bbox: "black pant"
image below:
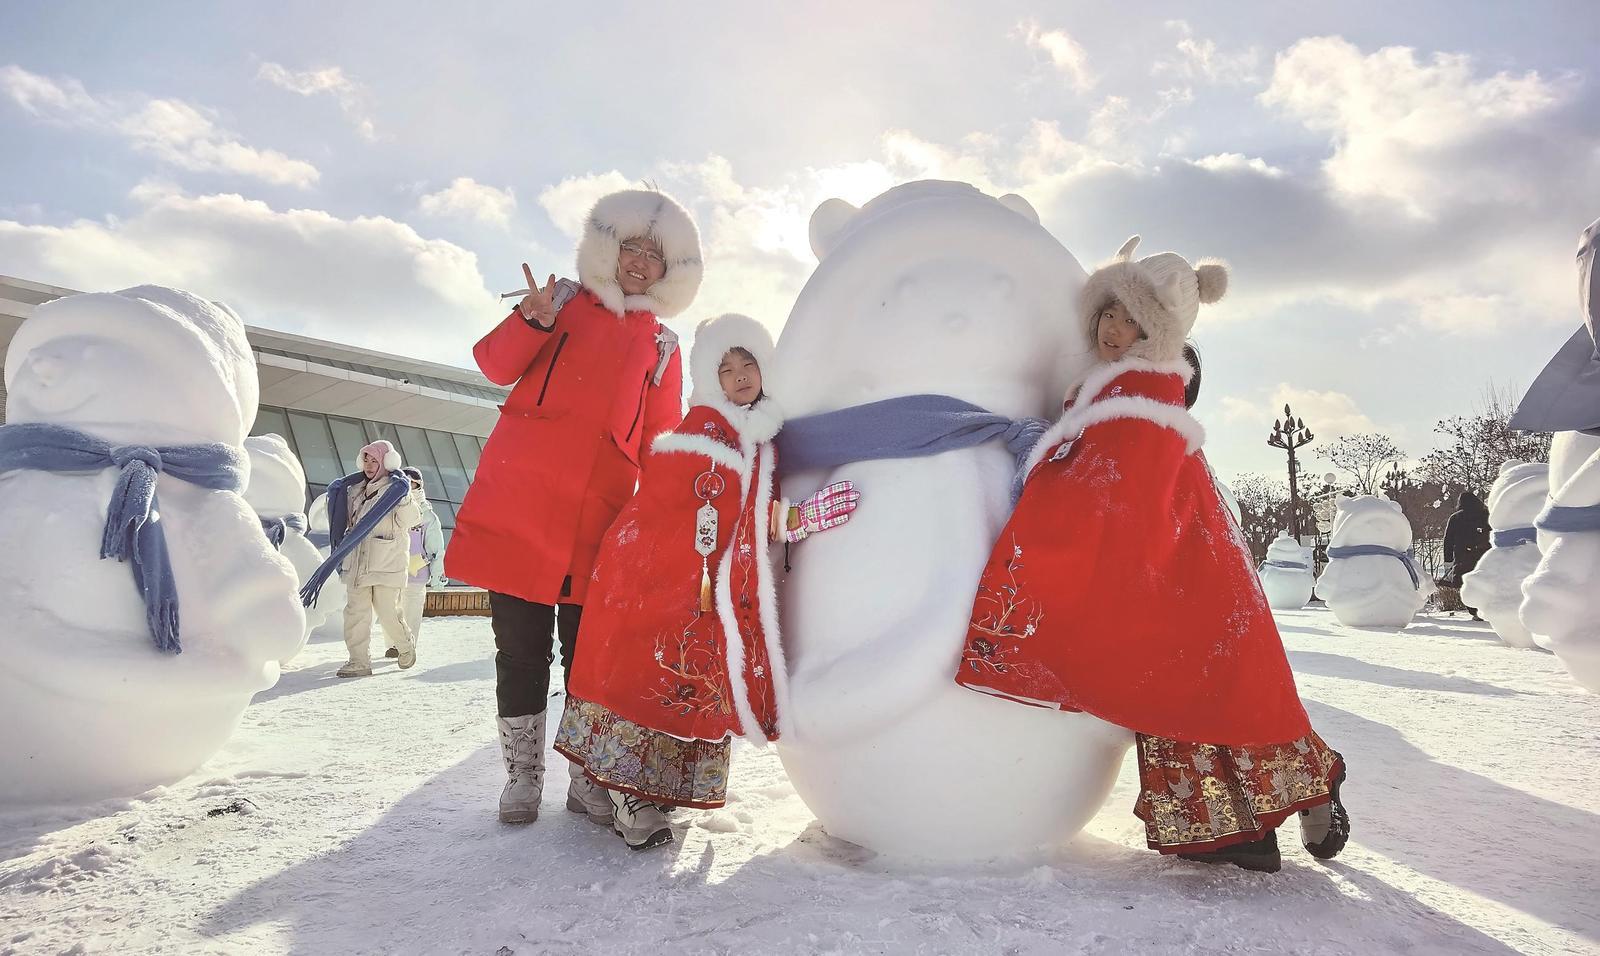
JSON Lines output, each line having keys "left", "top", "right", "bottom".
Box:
{"left": 491, "top": 590, "right": 583, "bottom": 718}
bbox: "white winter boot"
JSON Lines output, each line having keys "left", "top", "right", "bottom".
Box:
{"left": 497, "top": 713, "right": 546, "bottom": 824}
{"left": 566, "top": 761, "right": 613, "bottom": 825}
{"left": 609, "top": 789, "right": 673, "bottom": 851}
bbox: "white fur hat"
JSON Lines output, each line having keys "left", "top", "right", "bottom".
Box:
{"left": 1080, "top": 236, "right": 1229, "bottom": 362}
{"left": 357, "top": 439, "right": 402, "bottom": 472}
{"left": 576, "top": 189, "right": 703, "bottom": 319}
{"left": 689, "top": 313, "right": 777, "bottom": 406}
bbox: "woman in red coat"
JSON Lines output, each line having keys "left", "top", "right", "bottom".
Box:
{"left": 955, "top": 238, "right": 1350, "bottom": 873}
{"left": 446, "top": 189, "right": 701, "bottom": 825}
{"left": 556, "top": 314, "right": 859, "bottom": 850}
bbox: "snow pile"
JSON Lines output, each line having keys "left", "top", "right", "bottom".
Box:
{"left": 244, "top": 434, "right": 322, "bottom": 661}
{"left": 0, "top": 285, "right": 304, "bottom": 805}
{"left": 1259, "top": 531, "right": 1315, "bottom": 610}
{"left": 771, "top": 181, "right": 1130, "bottom": 860}
{"left": 1521, "top": 432, "right": 1600, "bottom": 691}
{"left": 1460, "top": 461, "right": 1549, "bottom": 649}
{"left": 1315, "top": 495, "right": 1430, "bottom": 628}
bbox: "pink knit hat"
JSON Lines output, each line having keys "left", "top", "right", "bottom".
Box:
{"left": 357, "top": 439, "right": 401, "bottom": 471}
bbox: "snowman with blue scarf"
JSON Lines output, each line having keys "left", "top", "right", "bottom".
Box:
{"left": 1315, "top": 494, "right": 1431, "bottom": 628}
{"left": 0, "top": 285, "right": 305, "bottom": 804}
{"left": 244, "top": 432, "right": 325, "bottom": 660}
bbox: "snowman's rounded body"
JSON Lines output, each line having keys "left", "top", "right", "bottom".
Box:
{"left": 0, "top": 286, "right": 304, "bottom": 804}
{"left": 1461, "top": 462, "right": 1549, "bottom": 649}
{"left": 1520, "top": 432, "right": 1600, "bottom": 690}
{"left": 1315, "top": 495, "right": 1429, "bottom": 629}
{"left": 244, "top": 433, "right": 323, "bottom": 662}
{"left": 772, "top": 181, "right": 1131, "bottom": 860}
{"left": 1258, "top": 533, "right": 1314, "bottom": 610}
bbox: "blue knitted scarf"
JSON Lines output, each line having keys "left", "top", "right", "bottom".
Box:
{"left": 300, "top": 470, "right": 411, "bottom": 607}
{"left": 1490, "top": 526, "right": 1538, "bottom": 549}
{"left": 775, "top": 394, "right": 1048, "bottom": 495}
{"left": 1261, "top": 558, "right": 1310, "bottom": 572}
{"left": 0, "top": 421, "right": 248, "bottom": 653}
{"left": 1536, "top": 501, "right": 1600, "bottom": 534}
{"left": 1326, "top": 544, "right": 1421, "bottom": 589}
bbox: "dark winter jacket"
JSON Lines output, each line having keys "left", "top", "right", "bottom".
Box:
{"left": 1441, "top": 492, "right": 1491, "bottom": 584}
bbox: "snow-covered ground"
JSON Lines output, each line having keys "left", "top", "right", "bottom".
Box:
{"left": 3, "top": 606, "right": 1597, "bottom": 956}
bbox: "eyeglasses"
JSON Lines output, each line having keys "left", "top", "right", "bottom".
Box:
{"left": 619, "top": 241, "right": 666, "bottom": 266}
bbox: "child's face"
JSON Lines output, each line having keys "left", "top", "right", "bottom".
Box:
{"left": 1095, "top": 301, "right": 1143, "bottom": 362}
{"left": 718, "top": 350, "right": 763, "bottom": 406}
{"left": 362, "top": 452, "right": 382, "bottom": 480}
{"left": 616, "top": 234, "right": 667, "bottom": 295}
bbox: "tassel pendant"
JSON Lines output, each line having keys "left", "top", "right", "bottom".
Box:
{"left": 699, "top": 558, "right": 713, "bottom": 612}
{"left": 692, "top": 469, "right": 725, "bottom": 613}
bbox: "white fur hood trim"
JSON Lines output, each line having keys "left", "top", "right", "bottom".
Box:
{"left": 648, "top": 396, "right": 785, "bottom": 480}
{"left": 576, "top": 189, "right": 703, "bottom": 318}
{"left": 1023, "top": 360, "right": 1204, "bottom": 479}
{"left": 689, "top": 313, "right": 779, "bottom": 407}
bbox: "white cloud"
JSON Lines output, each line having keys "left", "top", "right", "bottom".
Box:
{"left": 1155, "top": 21, "right": 1261, "bottom": 86}
{"left": 257, "top": 62, "right": 377, "bottom": 141}
{"left": 0, "top": 183, "right": 494, "bottom": 363}
{"left": 418, "top": 177, "right": 517, "bottom": 228}
{"left": 1260, "top": 37, "right": 1570, "bottom": 216}
{"left": 1222, "top": 385, "right": 1388, "bottom": 442}
{"left": 1186, "top": 153, "right": 1285, "bottom": 178}
{"left": 0, "top": 65, "right": 319, "bottom": 188}
{"left": 537, "top": 171, "right": 633, "bottom": 237}
{"left": 1014, "top": 19, "right": 1097, "bottom": 93}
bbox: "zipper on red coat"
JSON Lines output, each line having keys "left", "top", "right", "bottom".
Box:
{"left": 536, "top": 332, "right": 569, "bottom": 406}
{"left": 624, "top": 370, "right": 650, "bottom": 441}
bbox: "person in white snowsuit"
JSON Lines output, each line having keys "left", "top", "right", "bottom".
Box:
{"left": 338, "top": 440, "right": 422, "bottom": 677}
{"left": 383, "top": 467, "right": 446, "bottom": 659}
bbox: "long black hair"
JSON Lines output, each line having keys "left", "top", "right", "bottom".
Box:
{"left": 1182, "top": 343, "right": 1202, "bottom": 409}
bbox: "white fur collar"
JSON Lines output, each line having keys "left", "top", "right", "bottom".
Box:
{"left": 1023, "top": 360, "right": 1203, "bottom": 480}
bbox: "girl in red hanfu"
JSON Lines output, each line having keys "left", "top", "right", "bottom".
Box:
{"left": 955, "top": 238, "right": 1350, "bottom": 873}
{"left": 556, "top": 313, "right": 861, "bottom": 850}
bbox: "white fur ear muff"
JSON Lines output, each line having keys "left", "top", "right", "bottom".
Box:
{"left": 809, "top": 198, "right": 860, "bottom": 260}
{"left": 1195, "top": 260, "right": 1230, "bottom": 304}
{"left": 997, "top": 193, "right": 1040, "bottom": 224}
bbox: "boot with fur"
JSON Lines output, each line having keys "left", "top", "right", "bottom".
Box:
{"left": 497, "top": 713, "right": 546, "bottom": 824}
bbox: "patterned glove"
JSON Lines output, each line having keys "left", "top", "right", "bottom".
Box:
{"left": 786, "top": 480, "right": 860, "bottom": 544}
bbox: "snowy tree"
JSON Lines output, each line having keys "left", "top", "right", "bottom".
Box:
{"left": 1417, "top": 384, "right": 1554, "bottom": 495}
{"left": 1232, "top": 472, "right": 1318, "bottom": 563}
{"left": 1326, "top": 433, "right": 1406, "bottom": 495}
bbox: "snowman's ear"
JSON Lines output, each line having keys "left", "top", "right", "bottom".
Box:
{"left": 997, "top": 193, "right": 1040, "bottom": 224}
{"left": 809, "top": 198, "right": 859, "bottom": 260}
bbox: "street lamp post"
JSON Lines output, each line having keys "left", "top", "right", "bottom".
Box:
{"left": 1267, "top": 404, "right": 1315, "bottom": 539}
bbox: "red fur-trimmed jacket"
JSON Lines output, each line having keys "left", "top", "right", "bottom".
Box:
{"left": 566, "top": 397, "right": 790, "bottom": 743}
{"left": 447, "top": 286, "right": 683, "bottom": 605}
{"left": 954, "top": 358, "right": 1313, "bottom": 747}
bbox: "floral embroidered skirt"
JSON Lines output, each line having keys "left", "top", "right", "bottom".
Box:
{"left": 554, "top": 695, "right": 732, "bottom": 809}
{"left": 1133, "top": 731, "right": 1344, "bottom": 854}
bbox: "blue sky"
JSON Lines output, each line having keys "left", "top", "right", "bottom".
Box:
{"left": 3, "top": 1, "right": 1597, "bottom": 481}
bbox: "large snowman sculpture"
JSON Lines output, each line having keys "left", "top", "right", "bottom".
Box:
{"left": 1460, "top": 461, "right": 1549, "bottom": 649}
{"left": 243, "top": 433, "right": 324, "bottom": 660}
{"left": 1259, "top": 531, "right": 1315, "bottom": 610}
{"left": 1315, "top": 495, "right": 1430, "bottom": 628}
{"left": 1513, "top": 216, "right": 1600, "bottom": 691}
{"left": 771, "top": 181, "right": 1132, "bottom": 860}
{"left": 0, "top": 286, "right": 305, "bottom": 804}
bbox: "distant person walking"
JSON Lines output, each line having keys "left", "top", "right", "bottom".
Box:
{"left": 1442, "top": 491, "right": 1491, "bottom": 620}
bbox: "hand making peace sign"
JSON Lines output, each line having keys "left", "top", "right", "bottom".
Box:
{"left": 517, "top": 263, "right": 559, "bottom": 329}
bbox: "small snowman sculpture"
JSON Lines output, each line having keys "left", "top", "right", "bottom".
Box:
{"left": 0, "top": 286, "right": 305, "bottom": 804}
{"left": 1258, "top": 532, "right": 1315, "bottom": 610}
{"left": 1460, "top": 461, "right": 1549, "bottom": 649}
{"left": 243, "top": 433, "right": 324, "bottom": 661}
{"left": 1315, "top": 495, "right": 1430, "bottom": 628}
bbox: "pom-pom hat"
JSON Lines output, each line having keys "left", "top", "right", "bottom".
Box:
{"left": 357, "top": 439, "right": 401, "bottom": 472}
{"left": 1080, "top": 236, "right": 1229, "bottom": 363}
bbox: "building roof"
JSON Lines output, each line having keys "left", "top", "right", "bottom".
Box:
{"left": 1, "top": 274, "right": 507, "bottom": 437}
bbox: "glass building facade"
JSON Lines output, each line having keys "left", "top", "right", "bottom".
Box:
{"left": 250, "top": 405, "right": 486, "bottom": 559}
